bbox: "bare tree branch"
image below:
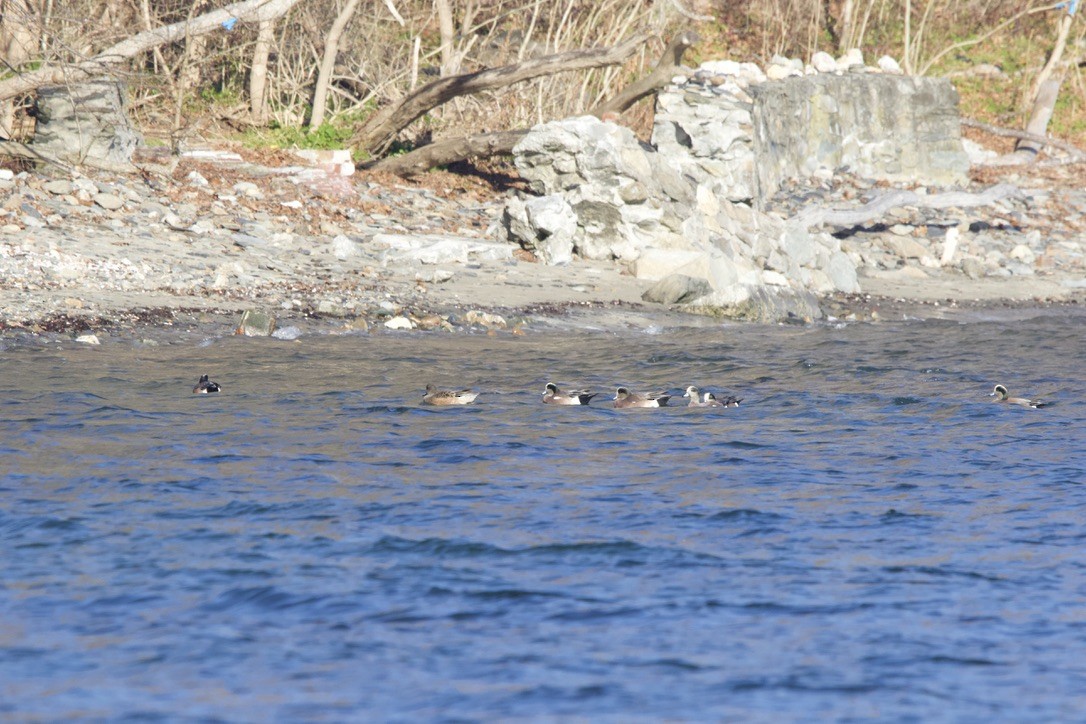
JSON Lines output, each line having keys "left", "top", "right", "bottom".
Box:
{"left": 0, "top": 0, "right": 303, "bottom": 103}
{"left": 366, "top": 31, "right": 701, "bottom": 175}
{"left": 591, "top": 30, "right": 697, "bottom": 117}
{"left": 309, "top": 0, "right": 361, "bottom": 128}
{"left": 351, "top": 32, "right": 650, "bottom": 158}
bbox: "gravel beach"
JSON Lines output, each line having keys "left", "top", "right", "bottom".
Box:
{"left": 1, "top": 149, "right": 1083, "bottom": 340}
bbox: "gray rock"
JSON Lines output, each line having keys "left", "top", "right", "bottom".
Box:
{"left": 34, "top": 81, "right": 142, "bottom": 166}
{"left": 887, "top": 236, "right": 930, "bottom": 260}
{"left": 236, "top": 309, "right": 276, "bottom": 336}
{"left": 641, "top": 274, "right": 712, "bottom": 304}
{"left": 93, "top": 193, "right": 124, "bottom": 211}
{"left": 825, "top": 251, "right": 861, "bottom": 293}
{"left": 43, "top": 180, "right": 73, "bottom": 195}
{"left": 710, "top": 286, "right": 823, "bottom": 323}
{"left": 961, "top": 257, "right": 984, "bottom": 279}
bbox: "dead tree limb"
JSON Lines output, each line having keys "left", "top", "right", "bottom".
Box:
{"left": 351, "top": 33, "right": 651, "bottom": 159}
{"left": 961, "top": 117, "right": 1086, "bottom": 163}
{"left": 591, "top": 30, "right": 698, "bottom": 117}
{"left": 0, "top": 0, "right": 303, "bottom": 103}
{"left": 790, "top": 183, "right": 1021, "bottom": 229}
{"left": 368, "top": 32, "right": 700, "bottom": 175}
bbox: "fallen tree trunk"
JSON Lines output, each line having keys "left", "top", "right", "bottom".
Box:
{"left": 368, "top": 32, "right": 698, "bottom": 175}
{"left": 0, "top": 0, "right": 302, "bottom": 103}
{"left": 790, "top": 183, "right": 1020, "bottom": 229}
{"left": 352, "top": 32, "right": 651, "bottom": 159}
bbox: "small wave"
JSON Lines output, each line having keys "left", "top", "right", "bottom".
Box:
{"left": 202, "top": 585, "right": 322, "bottom": 612}
{"left": 415, "top": 437, "right": 473, "bottom": 451}
{"left": 369, "top": 535, "right": 508, "bottom": 557}
{"left": 708, "top": 508, "right": 787, "bottom": 522}
{"left": 882, "top": 565, "right": 1005, "bottom": 582}
{"left": 713, "top": 439, "right": 769, "bottom": 450}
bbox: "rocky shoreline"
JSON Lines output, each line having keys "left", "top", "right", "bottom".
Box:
{"left": 0, "top": 146, "right": 1084, "bottom": 343}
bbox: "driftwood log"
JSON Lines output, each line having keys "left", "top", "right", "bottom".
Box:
{"left": 790, "top": 183, "right": 1021, "bottom": 230}
{"left": 371, "top": 130, "right": 529, "bottom": 176}
{"left": 369, "top": 32, "right": 699, "bottom": 176}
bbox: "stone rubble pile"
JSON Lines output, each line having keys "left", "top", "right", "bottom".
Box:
{"left": 500, "top": 52, "right": 1062, "bottom": 321}
{"left": 503, "top": 114, "right": 860, "bottom": 321}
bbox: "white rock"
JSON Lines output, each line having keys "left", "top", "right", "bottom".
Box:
{"left": 877, "top": 55, "right": 903, "bottom": 74}
{"left": 233, "top": 181, "right": 263, "bottom": 199}
{"left": 186, "top": 171, "right": 209, "bottom": 187}
{"left": 75, "top": 334, "right": 100, "bottom": 345}
{"left": 383, "top": 316, "right": 414, "bottom": 330}
{"left": 272, "top": 326, "right": 303, "bottom": 340}
{"left": 811, "top": 51, "right": 837, "bottom": 73}
{"left": 1009, "top": 244, "right": 1036, "bottom": 263}
{"left": 699, "top": 60, "right": 742, "bottom": 76}
{"left": 464, "top": 310, "right": 507, "bottom": 328}
{"left": 376, "top": 233, "right": 513, "bottom": 265}
{"left": 766, "top": 64, "right": 798, "bottom": 81}
{"left": 836, "top": 48, "right": 864, "bottom": 71}
{"left": 525, "top": 195, "right": 576, "bottom": 265}
{"left": 332, "top": 234, "right": 359, "bottom": 259}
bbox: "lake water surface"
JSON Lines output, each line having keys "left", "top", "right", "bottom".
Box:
{"left": 2, "top": 311, "right": 1085, "bottom": 720}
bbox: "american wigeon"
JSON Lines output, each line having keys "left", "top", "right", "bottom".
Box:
{"left": 684, "top": 386, "right": 708, "bottom": 407}
{"left": 704, "top": 391, "right": 741, "bottom": 408}
{"left": 423, "top": 384, "right": 479, "bottom": 405}
{"left": 684, "top": 386, "right": 740, "bottom": 407}
{"left": 990, "top": 384, "right": 1045, "bottom": 408}
{"left": 542, "top": 383, "right": 597, "bottom": 405}
{"left": 613, "top": 386, "right": 670, "bottom": 408}
{"left": 192, "top": 374, "right": 221, "bottom": 394}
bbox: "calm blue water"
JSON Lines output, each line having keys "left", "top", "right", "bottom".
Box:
{"left": 2, "top": 312, "right": 1085, "bottom": 721}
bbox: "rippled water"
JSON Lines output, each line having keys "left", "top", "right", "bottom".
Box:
{"left": 2, "top": 311, "right": 1085, "bottom": 720}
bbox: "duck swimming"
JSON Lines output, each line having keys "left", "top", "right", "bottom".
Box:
{"left": 423, "top": 384, "right": 479, "bottom": 405}
{"left": 613, "top": 387, "right": 670, "bottom": 408}
{"left": 542, "top": 383, "right": 597, "bottom": 405}
{"left": 684, "top": 386, "right": 706, "bottom": 407}
{"left": 703, "top": 391, "right": 741, "bottom": 408}
{"left": 684, "top": 386, "right": 740, "bottom": 407}
{"left": 990, "top": 384, "right": 1045, "bottom": 408}
{"left": 192, "top": 374, "right": 221, "bottom": 394}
